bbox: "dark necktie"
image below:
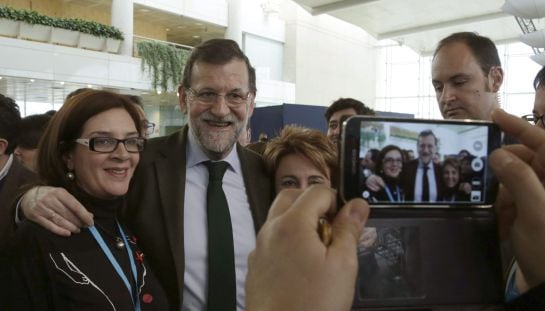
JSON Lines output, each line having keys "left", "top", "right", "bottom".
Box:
{"left": 204, "top": 161, "right": 236, "bottom": 311}
{"left": 422, "top": 165, "right": 429, "bottom": 202}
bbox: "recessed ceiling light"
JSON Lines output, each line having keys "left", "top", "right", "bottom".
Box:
{"left": 139, "top": 8, "right": 149, "bottom": 12}
{"left": 30, "top": 79, "right": 35, "bottom": 83}
{"left": 193, "top": 35, "right": 200, "bottom": 39}
{"left": 59, "top": 81, "right": 65, "bottom": 85}
{"left": 0, "top": 77, "right": 3, "bottom": 80}
{"left": 88, "top": 84, "right": 93, "bottom": 88}
{"left": 166, "top": 28, "right": 170, "bottom": 31}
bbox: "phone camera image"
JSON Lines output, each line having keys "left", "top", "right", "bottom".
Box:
{"left": 341, "top": 117, "right": 501, "bottom": 207}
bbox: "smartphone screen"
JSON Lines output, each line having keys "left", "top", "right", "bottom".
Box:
{"left": 341, "top": 116, "right": 502, "bottom": 207}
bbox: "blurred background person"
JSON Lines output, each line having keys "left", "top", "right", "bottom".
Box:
{"left": 14, "top": 113, "right": 53, "bottom": 173}
{"left": 324, "top": 97, "right": 375, "bottom": 147}
{"left": 125, "top": 95, "right": 155, "bottom": 138}
{"left": 263, "top": 125, "right": 337, "bottom": 193}
{"left": 9, "top": 90, "right": 168, "bottom": 309}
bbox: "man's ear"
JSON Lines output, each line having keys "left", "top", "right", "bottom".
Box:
{"left": 247, "top": 93, "right": 256, "bottom": 118}
{"left": 489, "top": 66, "right": 504, "bottom": 93}
{"left": 178, "top": 85, "right": 188, "bottom": 115}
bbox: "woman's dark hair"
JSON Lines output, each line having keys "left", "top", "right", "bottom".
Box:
{"left": 37, "top": 90, "right": 142, "bottom": 188}
{"left": 374, "top": 145, "right": 403, "bottom": 177}
{"left": 442, "top": 158, "right": 462, "bottom": 188}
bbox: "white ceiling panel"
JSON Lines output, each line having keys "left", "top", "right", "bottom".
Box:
{"left": 293, "top": 0, "right": 542, "bottom": 54}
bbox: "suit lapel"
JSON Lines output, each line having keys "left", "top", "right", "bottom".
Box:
{"left": 154, "top": 127, "right": 188, "bottom": 288}
{"left": 238, "top": 145, "right": 272, "bottom": 232}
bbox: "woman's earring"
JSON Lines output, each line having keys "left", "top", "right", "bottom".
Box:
{"left": 66, "top": 171, "right": 75, "bottom": 180}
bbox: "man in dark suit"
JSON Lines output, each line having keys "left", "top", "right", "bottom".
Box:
{"left": 17, "top": 39, "right": 272, "bottom": 310}
{"left": 400, "top": 130, "right": 443, "bottom": 202}
{"left": 0, "top": 94, "right": 36, "bottom": 245}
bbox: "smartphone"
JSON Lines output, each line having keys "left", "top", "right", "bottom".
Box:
{"left": 340, "top": 116, "right": 502, "bottom": 207}
{"left": 340, "top": 116, "right": 505, "bottom": 310}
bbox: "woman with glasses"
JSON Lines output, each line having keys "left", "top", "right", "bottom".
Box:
{"left": 369, "top": 145, "right": 404, "bottom": 203}
{"left": 10, "top": 90, "right": 168, "bottom": 310}
{"left": 522, "top": 66, "right": 545, "bottom": 129}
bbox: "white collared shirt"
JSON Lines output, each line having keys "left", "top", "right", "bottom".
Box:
{"left": 0, "top": 154, "right": 14, "bottom": 182}
{"left": 182, "top": 128, "right": 255, "bottom": 311}
{"left": 414, "top": 159, "right": 438, "bottom": 202}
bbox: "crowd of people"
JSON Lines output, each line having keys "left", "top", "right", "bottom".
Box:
{"left": 360, "top": 139, "right": 480, "bottom": 203}
{"left": 0, "top": 32, "right": 544, "bottom": 310}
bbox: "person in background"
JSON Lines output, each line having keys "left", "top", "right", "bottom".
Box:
{"left": 245, "top": 109, "right": 545, "bottom": 311}
{"left": 0, "top": 94, "right": 36, "bottom": 247}
{"left": 0, "top": 94, "right": 37, "bottom": 308}
{"left": 125, "top": 95, "right": 155, "bottom": 138}
{"left": 431, "top": 32, "right": 503, "bottom": 121}
{"left": 324, "top": 97, "right": 375, "bottom": 147}
{"left": 262, "top": 125, "right": 337, "bottom": 193}
{"left": 522, "top": 66, "right": 545, "bottom": 129}
{"left": 14, "top": 113, "right": 53, "bottom": 173}
{"left": 9, "top": 90, "right": 168, "bottom": 309}
{"left": 439, "top": 158, "right": 469, "bottom": 202}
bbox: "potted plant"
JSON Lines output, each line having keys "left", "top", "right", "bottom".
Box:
{"left": 50, "top": 18, "right": 79, "bottom": 46}
{"left": 18, "top": 9, "right": 52, "bottom": 42}
{"left": 0, "top": 6, "right": 20, "bottom": 37}
{"left": 137, "top": 40, "right": 190, "bottom": 92}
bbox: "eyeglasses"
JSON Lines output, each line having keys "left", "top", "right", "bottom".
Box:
{"left": 186, "top": 88, "right": 251, "bottom": 107}
{"left": 383, "top": 158, "right": 403, "bottom": 165}
{"left": 143, "top": 120, "right": 155, "bottom": 136}
{"left": 75, "top": 137, "right": 145, "bottom": 153}
{"left": 522, "top": 114, "right": 545, "bottom": 125}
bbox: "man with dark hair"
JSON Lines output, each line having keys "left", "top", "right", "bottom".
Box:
{"left": 401, "top": 130, "right": 443, "bottom": 202}
{"left": 14, "top": 113, "right": 53, "bottom": 173}
{"left": 0, "top": 94, "right": 36, "bottom": 248}
{"left": 522, "top": 66, "right": 545, "bottom": 129}
{"left": 431, "top": 32, "right": 504, "bottom": 121}
{"left": 18, "top": 39, "right": 272, "bottom": 310}
{"left": 324, "top": 97, "right": 375, "bottom": 146}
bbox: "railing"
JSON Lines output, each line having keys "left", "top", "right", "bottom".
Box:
{"left": 132, "top": 35, "right": 193, "bottom": 58}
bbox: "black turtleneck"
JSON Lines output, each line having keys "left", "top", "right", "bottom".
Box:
{"left": 9, "top": 187, "right": 169, "bottom": 310}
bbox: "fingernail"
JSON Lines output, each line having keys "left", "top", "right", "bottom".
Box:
{"left": 349, "top": 202, "right": 367, "bottom": 224}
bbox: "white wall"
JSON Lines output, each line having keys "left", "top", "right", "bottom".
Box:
{"left": 0, "top": 37, "right": 151, "bottom": 90}
{"left": 281, "top": 1, "right": 378, "bottom": 108}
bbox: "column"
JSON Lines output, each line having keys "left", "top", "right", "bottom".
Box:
{"left": 111, "top": 0, "right": 133, "bottom": 56}
{"left": 225, "top": 0, "right": 243, "bottom": 46}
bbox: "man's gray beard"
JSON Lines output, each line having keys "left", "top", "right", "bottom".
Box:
{"left": 191, "top": 119, "right": 246, "bottom": 160}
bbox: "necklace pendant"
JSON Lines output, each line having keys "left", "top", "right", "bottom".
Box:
{"left": 115, "top": 238, "right": 125, "bottom": 249}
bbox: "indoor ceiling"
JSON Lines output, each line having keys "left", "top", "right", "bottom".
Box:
{"left": 292, "top": 0, "right": 545, "bottom": 55}
{"left": 133, "top": 3, "right": 225, "bottom": 45}
{"left": 62, "top": 0, "right": 225, "bottom": 46}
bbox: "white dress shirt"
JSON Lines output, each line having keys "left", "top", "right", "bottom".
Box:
{"left": 0, "top": 154, "right": 14, "bottom": 182}
{"left": 182, "top": 128, "right": 256, "bottom": 311}
{"left": 413, "top": 160, "right": 438, "bottom": 202}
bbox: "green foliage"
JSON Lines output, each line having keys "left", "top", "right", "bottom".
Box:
{"left": 0, "top": 6, "right": 124, "bottom": 40}
{"left": 137, "top": 41, "right": 190, "bottom": 93}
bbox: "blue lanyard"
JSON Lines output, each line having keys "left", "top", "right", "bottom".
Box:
{"left": 88, "top": 222, "right": 141, "bottom": 311}
{"left": 384, "top": 184, "right": 401, "bottom": 202}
